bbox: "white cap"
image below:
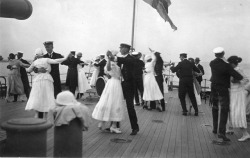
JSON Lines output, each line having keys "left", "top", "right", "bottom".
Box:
{"left": 131, "top": 51, "right": 139, "bottom": 55}
{"left": 213, "top": 47, "right": 224, "bottom": 54}
{"left": 145, "top": 54, "right": 152, "bottom": 61}
{"left": 34, "top": 48, "right": 44, "bottom": 56}
{"left": 56, "top": 91, "right": 78, "bottom": 106}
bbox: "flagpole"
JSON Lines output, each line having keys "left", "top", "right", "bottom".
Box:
{"left": 131, "top": 0, "right": 136, "bottom": 50}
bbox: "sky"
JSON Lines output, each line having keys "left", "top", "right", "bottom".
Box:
{"left": 0, "top": 0, "right": 250, "bottom": 63}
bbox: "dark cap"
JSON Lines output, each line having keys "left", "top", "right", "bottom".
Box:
{"left": 195, "top": 57, "right": 200, "bottom": 61}
{"left": 120, "top": 43, "right": 131, "bottom": 49}
{"left": 70, "top": 51, "right": 76, "bottom": 55}
{"left": 155, "top": 52, "right": 161, "bottom": 55}
{"left": 180, "top": 53, "right": 187, "bottom": 58}
{"left": 43, "top": 41, "right": 53, "bottom": 45}
{"left": 17, "top": 51, "right": 23, "bottom": 55}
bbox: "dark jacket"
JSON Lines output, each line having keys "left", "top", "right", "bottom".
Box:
{"left": 61, "top": 56, "right": 84, "bottom": 87}
{"left": 94, "top": 59, "right": 107, "bottom": 77}
{"left": 133, "top": 59, "right": 144, "bottom": 78}
{"left": 43, "top": 52, "right": 63, "bottom": 96}
{"left": 196, "top": 64, "right": 204, "bottom": 83}
{"left": 210, "top": 58, "right": 243, "bottom": 88}
{"left": 117, "top": 54, "right": 135, "bottom": 81}
{"left": 154, "top": 58, "right": 163, "bottom": 76}
{"left": 19, "top": 58, "right": 30, "bottom": 88}
{"left": 170, "top": 59, "right": 200, "bottom": 79}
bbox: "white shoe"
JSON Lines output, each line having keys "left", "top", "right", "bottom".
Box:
{"left": 98, "top": 122, "right": 103, "bottom": 130}
{"left": 238, "top": 134, "right": 250, "bottom": 142}
{"left": 110, "top": 127, "right": 122, "bottom": 134}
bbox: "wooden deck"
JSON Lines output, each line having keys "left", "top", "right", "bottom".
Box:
{"left": 1, "top": 89, "right": 250, "bottom": 158}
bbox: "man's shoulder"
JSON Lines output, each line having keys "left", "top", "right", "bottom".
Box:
{"left": 182, "top": 59, "right": 190, "bottom": 65}
{"left": 53, "top": 52, "right": 63, "bottom": 56}
{"left": 43, "top": 53, "right": 49, "bottom": 58}
{"left": 126, "top": 54, "right": 134, "bottom": 59}
{"left": 20, "top": 58, "right": 29, "bottom": 64}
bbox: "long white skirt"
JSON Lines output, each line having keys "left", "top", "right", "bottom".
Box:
{"left": 25, "top": 74, "right": 55, "bottom": 112}
{"left": 163, "top": 76, "right": 169, "bottom": 93}
{"left": 90, "top": 69, "right": 99, "bottom": 86}
{"left": 228, "top": 88, "right": 247, "bottom": 128}
{"left": 186, "top": 83, "right": 201, "bottom": 106}
{"left": 143, "top": 73, "right": 163, "bottom": 101}
{"left": 246, "top": 92, "right": 250, "bottom": 115}
{"left": 77, "top": 69, "right": 91, "bottom": 93}
{"left": 92, "top": 78, "right": 125, "bottom": 122}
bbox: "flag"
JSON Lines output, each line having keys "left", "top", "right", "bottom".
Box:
{"left": 143, "top": 0, "right": 177, "bottom": 31}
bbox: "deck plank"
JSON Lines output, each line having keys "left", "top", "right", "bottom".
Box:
{"left": 1, "top": 89, "right": 250, "bottom": 158}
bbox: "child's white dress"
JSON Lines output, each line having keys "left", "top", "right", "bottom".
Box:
{"left": 143, "top": 54, "right": 163, "bottom": 101}
{"left": 92, "top": 62, "right": 125, "bottom": 122}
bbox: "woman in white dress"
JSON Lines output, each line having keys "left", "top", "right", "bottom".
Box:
{"left": 89, "top": 56, "right": 100, "bottom": 87}
{"left": 187, "top": 58, "right": 202, "bottom": 113}
{"left": 76, "top": 52, "right": 91, "bottom": 99}
{"left": 226, "top": 56, "right": 250, "bottom": 141}
{"left": 142, "top": 53, "right": 163, "bottom": 111}
{"left": 162, "top": 65, "right": 169, "bottom": 94}
{"left": 6, "top": 53, "right": 30, "bottom": 102}
{"left": 25, "top": 48, "right": 68, "bottom": 119}
{"left": 92, "top": 52, "right": 124, "bottom": 133}
{"left": 245, "top": 83, "right": 250, "bottom": 117}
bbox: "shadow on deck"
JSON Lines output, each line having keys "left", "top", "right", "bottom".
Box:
{"left": 0, "top": 89, "right": 250, "bottom": 158}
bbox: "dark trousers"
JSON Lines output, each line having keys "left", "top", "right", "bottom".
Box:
{"left": 13, "top": 94, "right": 18, "bottom": 101}
{"left": 66, "top": 68, "right": 78, "bottom": 96}
{"left": 122, "top": 81, "right": 139, "bottom": 130}
{"left": 21, "top": 77, "right": 30, "bottom": 99}
{"left": 178, "top": 77, "right": 198, "bottom": 113}
{"left": 134, "top": 77, "right": 144, "bottom": 104}
{"left": 69, "top": 85, "right": 77, "bottom": 95}
{"left": 52, "top": 77, "right": 62, "bottom": 99}
{"left": 211, "top": 84, "right": 230, "bottom": 135}
{"left": 150, "top": 75, "right": 165, "bottom": 111}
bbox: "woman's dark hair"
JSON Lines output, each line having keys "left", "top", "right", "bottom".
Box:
{"left": 188, "top": 58, "right": 195, "bottom": 64}
{"left": 8, "top": 53, "right": 15, "bottom": 60}
{"left": 155, "top": 52, "right": 163, "bottom": 63}
{"left": 227, "top": 56, "right": 242, "bottom": 65}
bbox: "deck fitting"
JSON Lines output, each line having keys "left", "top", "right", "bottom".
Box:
{"left": 110, "top": 138, "right": 132, "bottom": 143}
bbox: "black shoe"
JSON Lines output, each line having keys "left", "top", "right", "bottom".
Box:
{"left": 143, "top": 105, "right": 148, "bottom": 109}
{"left": 147, "top": 107, "right": 152, "bottom": 111}
{"left": 12, "top": 100, "right": 17, "bottom": 102}
{"left": 130, "top": 129, "right": 139, "bottom": 135}
{"left": 195, "top": 112, "right": 199, "bottom": 116}
{"left": 104, "top": 128, "right": 110, "bottom": 132}
{"left": 182, "top": 112, "right": 187, "bottom": 116}
{"left": 135, "top": 103, "right": 140, "bottom": 106}
{"left": 218, "top": 134, "right": 231, "bottom": 141}
{"left": 141, "top": 101, "right": 145, "bottom": 106}
{"left": 156, "top": 107, "right": 162, "bottom": 112}
{"left": 226, "top": 131, "right": 234, "bottom": 135}
{"left": 212, "top": 130, "right": 217, "bottom": 134}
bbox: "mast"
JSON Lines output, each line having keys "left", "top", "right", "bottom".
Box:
{"left": 131, "top": 0, "right": 136, "bottom": 50}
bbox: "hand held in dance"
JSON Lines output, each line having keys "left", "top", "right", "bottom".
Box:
{"left": 106, "top": 50, "right": 114, "bottom": 61}
{"left": 231, "top": 79, "right": 240, "bottom": 83}
{"left": 34, "top": 67, "right": 47, "bottom": 73}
